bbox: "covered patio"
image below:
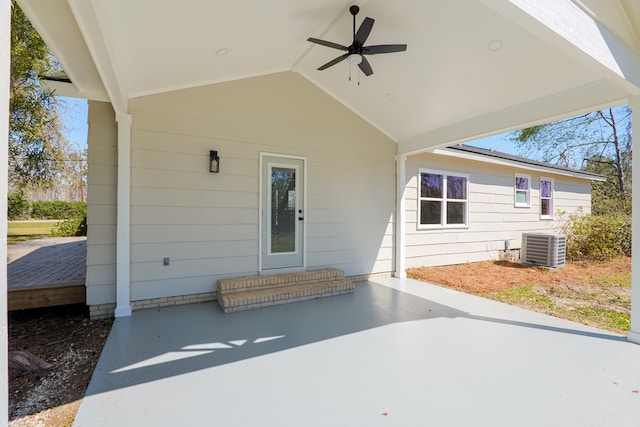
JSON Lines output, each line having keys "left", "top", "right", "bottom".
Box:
{"left": 2, "top": 1, "right": 640, "bottom": 423}
{"left": 74, "top": 279, "right": 640, "bottom": 426}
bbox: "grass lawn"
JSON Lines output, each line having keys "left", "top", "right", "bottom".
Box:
{"left": 407, "top": 257, "right": 631, "bottom": 334}
{"left": 8, "top": 221, "right": 58, "bottom": 244}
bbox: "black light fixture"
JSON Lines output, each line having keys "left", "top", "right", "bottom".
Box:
{"left": 209, "top": 150, "right": 220, "bottom": 173}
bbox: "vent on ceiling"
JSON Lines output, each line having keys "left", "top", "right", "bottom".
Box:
{"left": 521, "top": 233, "right": 566, "bottom": 268}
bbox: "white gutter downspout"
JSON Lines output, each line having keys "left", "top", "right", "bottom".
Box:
{"left": 0, "top": 0, "right": 10, "bottom": 422}
{"left": 114, "top": 113, "right": 132, "bottom": 317}
{"left": 395, "top": 154, "right": 407, "bottom": 278}
{"left": 629, "top": 98, "right": 640, "bottom": 344}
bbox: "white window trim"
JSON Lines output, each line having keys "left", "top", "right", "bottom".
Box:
{"left": 418, "top": 168, "right": 470, "bottom": 229}
{"left": 515, "top": 173, "right": 531, "bottom": 208}
{"left": 540, "top": 176, "right": 554, "bottom": 219}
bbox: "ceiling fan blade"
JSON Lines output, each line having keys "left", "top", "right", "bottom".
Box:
{"left": 354, "top": 17, "right": 375, "bottom": 45}
{"left": 363, "top": 44, "right": 407, "bottom": 55}
{"left": 358, "top": 55, "right": 373, "bottom": 76}
{"left": 318, "top": 53, "right": 349, "bottom": 70}
{"left": 307, "top": 37, "right": 348, "bottom": 51}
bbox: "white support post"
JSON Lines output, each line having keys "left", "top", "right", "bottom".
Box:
{"left": 629, "top": 98, "right": 640, "bottom": 344}
{"left": 115, "top": 113, "right": 132, "bottom": 317}
{"left": 0, "top": 0, "right": 9, "bottom": 421}
{"left": 395, "top": 154, "right": 407, "bottom": 278}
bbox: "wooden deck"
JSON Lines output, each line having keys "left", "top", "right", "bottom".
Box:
{"left": 8, "top": 237, "right": 87, "bottom": 310}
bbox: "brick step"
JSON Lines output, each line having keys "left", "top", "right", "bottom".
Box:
{"left": 218, "top": 268, "right": 345, "bottom": 294}
{"left": 218, "top": 279, "right": 354, "bottom": 313}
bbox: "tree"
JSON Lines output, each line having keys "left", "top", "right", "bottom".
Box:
{"left": 510, "top": 106, "right": 632, "bottom": 214}
{"left": 9, "top": 1, "right": 69, "bottom": 190}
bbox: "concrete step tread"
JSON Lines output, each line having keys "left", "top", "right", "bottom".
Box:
{"left": 218, "top": 268, "right": 345, "bottom": 293}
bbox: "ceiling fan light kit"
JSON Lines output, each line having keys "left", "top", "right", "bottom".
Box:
{"left": 307, "top": 4, "right": 407, "bottom": 78}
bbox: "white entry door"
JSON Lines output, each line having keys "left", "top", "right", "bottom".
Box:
{"left": 261, "top": 155, "right": 305, "bottom": 270}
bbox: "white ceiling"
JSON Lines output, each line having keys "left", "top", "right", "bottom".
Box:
{"left": 18, "top": 0, "right": 640, "bottom": 152}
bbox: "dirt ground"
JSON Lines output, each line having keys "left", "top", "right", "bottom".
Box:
{"left": 408, "top": 256, "right": 631, "bottom": 334}
{"left": 8, "top": 304, "right": 112, "bottom": 427}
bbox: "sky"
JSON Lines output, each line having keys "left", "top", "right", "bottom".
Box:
{"left": 464, "top": 132, "right": 518, "bottom": 155}
{"left": 60, "top": 96, "right": 89, "bottom": 150}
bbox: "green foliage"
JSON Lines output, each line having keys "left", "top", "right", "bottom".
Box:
{"left": 584, "top": 154, "right": 632, "bottom": 215}
{"left": 512, "top": 125, "right": 544, "bottom": 143}
{"left": 7, "top": 191, "right": 31, "bottom": 220}
{"left": 561, "top": 213, "right": 631, "bottom": 261}
{"left": 10, "top": 1, "right": 69, "bottom": 189}
{"left": 31, "top": 200, "right": 86, "bottom": 220}
{"left": 51, "top": 215, "right": 86, "bottom": 237}
{"left": 489, "top": 286, "right": 555, "bottom": 311}
{"left": 558, "top": 306, "right": 630, "bottom": 332}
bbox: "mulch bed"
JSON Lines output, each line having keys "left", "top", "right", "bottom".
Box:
{"left": 8, "top": 304, "right": 112, "bottom": 427}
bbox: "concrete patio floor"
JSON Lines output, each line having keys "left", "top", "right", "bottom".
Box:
{"left": 73, "top": 278, "right": 640, "bottom": 427}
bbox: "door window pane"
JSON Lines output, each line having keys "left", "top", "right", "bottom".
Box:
{"left": 271, "top": 167, "right": 296, "bottom": 253}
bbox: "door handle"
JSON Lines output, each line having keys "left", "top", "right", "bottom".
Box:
{"left": 298, "top": 216, "right": 304, "bottom": 221}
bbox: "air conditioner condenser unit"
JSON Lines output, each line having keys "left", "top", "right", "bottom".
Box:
{"left": 521, "top": 233, "right": 566, "bottom": 268}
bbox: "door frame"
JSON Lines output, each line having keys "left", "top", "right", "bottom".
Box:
{"left": 259, "top": 152, "right": 307, "bottom": 274}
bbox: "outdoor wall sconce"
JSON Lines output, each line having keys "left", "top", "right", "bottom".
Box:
{"left": 209, "top": 150, "right": 220, "bottom": 173}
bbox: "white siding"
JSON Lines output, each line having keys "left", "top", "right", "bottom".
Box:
{"left": 406, "top": 152, "right": 591, "bottom": 268}
{"left": 124, "top": 72, "right": 396, "bottom": 301}
{"left": 86, "top": 101, "right": 118, "bottom": 305}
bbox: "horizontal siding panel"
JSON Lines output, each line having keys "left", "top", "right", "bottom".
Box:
{"left": 86, "top": 264, "right": 116, "bottom": 287}
{"left": 130, "top": 187, "right": 257, "bottom": 209}
{"left": 87, "top": 145, "right": 117, "bottom": 166}
{"left": 131, "top": 206, "right": 257, "bottom": 225}
{"left": 87, "top": 164, "right": 117, "bottom": 185}
{"left": 86, "top": 283, "right": 116, "bottom": 306}
{"left": 131, "top": 240, "right": 257, "bottom": 263}
{"left": 87, "top": 244, "right": 116, "bottom": 266}
{"left": 87, "top": 205, "right": 116, "bottom": 225}
{"left": 131, "top": 256, "right": 257, "bottom": 282}
{"left": 131, "top": 224, "right": 259, "bottom": 244}
{"left": 87, "top": 184, "right": 117, "bottom": 205}
{"left": 87, "top": 225, "right": 116, "bottom": 244}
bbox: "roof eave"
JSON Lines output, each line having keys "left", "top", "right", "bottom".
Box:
{"left": 432, "top": 147, "right": 607, "bottom": 181}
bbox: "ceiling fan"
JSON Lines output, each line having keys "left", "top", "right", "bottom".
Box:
{"left": 307, "top": 5, "right": 407, "bottom": 77}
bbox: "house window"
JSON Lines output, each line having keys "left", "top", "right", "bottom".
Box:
{"left": 540, "top": 177, "right": 554, "bottom": 219}
{"left": 515, "top": 173, "right": 531, "bottom": 207}
{"left": 419, "top": 170, "right": 468, "bottom": 228}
